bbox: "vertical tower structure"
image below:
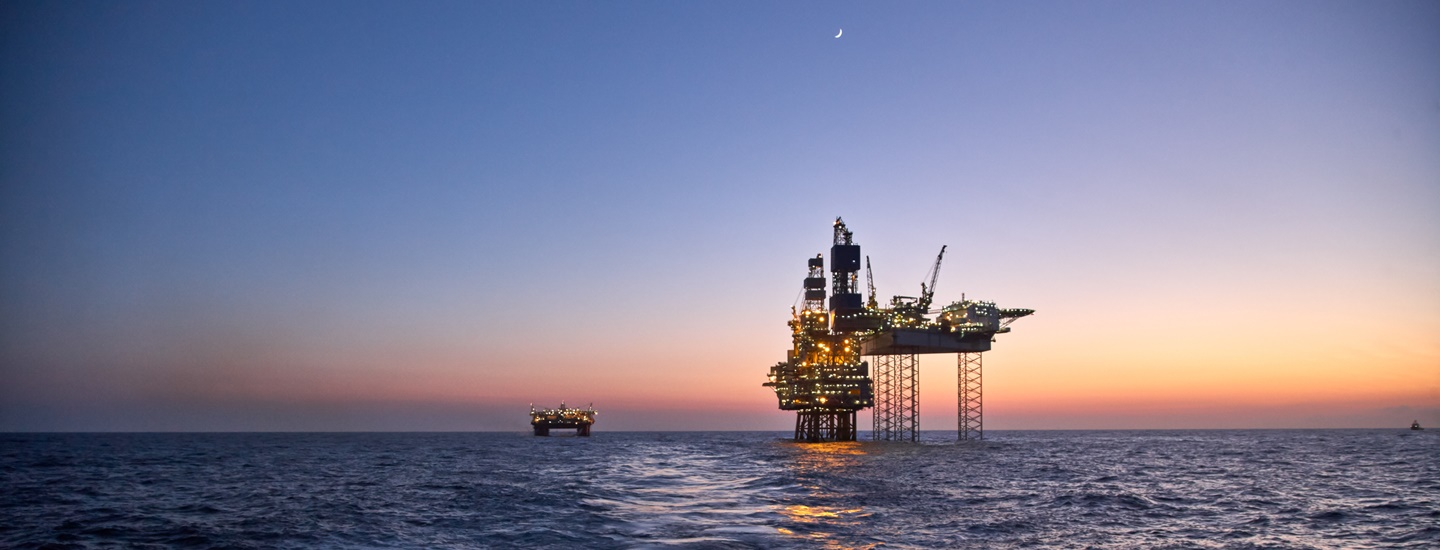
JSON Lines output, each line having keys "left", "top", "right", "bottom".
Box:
{"left": 828, "top": 222, "right": 863, "bottom": 330}
{"left": 763, "top": 218, "right": 875, "bottom": 441}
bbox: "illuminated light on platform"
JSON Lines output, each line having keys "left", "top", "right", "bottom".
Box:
{"left": 764, "top": 218, "right": 1033, "bottom": 442}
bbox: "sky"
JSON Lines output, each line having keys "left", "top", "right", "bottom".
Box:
{"left": 2, "top": 1, "right": 1437, "bottom": 432}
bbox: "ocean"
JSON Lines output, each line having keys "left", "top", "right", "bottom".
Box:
{"left": 2, "top": 430, "right": 1436, "bottom": 549}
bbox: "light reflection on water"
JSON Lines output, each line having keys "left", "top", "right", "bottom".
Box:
{"left": 775, "top": 441, "right": 880, "bottom": 549}
{"left": 789, "top": 441, "right": 866, "bottom": 483}
{"left": 783, "top": 504, "right": 864, "bottom": 521}
{"left": 3, "top": 431, "right": 1436, "bottom": 548}
{"left": 582, "top": 437, "right": 884, "bottom": 548}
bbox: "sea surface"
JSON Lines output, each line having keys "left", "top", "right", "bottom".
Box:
{"left": 2, "top": 430, "right": 1436, "bottom": 549}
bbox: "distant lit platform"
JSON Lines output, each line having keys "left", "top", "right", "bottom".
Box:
{"left": 860, "top": 328, "right": 992, "bottom": 355}
{"left": 531, "top": 403, "right": 596, "bottom": 436}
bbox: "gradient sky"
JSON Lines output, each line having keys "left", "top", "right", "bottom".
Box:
{"left": 2, "top": 1, "right": 1437, "bottom": 431}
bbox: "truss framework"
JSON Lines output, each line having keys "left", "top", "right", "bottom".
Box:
{"left": 871, "top": 354, "right": 918, "bottom": 441}
{"left": 796, "top": 410, "right": 857, "bottom": 442}
{"left": 958, "top": 352, "right": 983, "bottom": 441}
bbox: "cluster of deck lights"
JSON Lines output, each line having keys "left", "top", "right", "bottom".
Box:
{"left": 766, "top": 219, "right": 1034, "bottom": 442}
{"left": 529, "top": 404, "right": 597, "bottom": 424}
{"left": 767, "top": 295, "right": 1027, "bottom": 412}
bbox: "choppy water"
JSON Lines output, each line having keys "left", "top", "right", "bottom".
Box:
{"left": 2, "top": 430, "right": 1437, "bottom": 549}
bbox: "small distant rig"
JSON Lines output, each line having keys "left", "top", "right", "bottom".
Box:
{"left": 530, "top": 403, "right": 596, "bottom": 436}
{"left": 764, "top": 218, "right": 1033, "bottom": 442}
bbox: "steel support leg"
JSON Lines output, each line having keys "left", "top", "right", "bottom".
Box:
{"left": 900, "top": 354, "right": 918, "bottom": 442}
{"left": 958, "top": 352, "right": 983, "bottom": 441}
{"left": 798, "top": 410, "right": 857, "bottom": 442}
{"left": 872, "top": 354, "right": 918, "bottom": 442}
{"left": 872, "top": 354, "right": 894, "bottom": 440}
{"left": 795, "top": 412, "right": 813, "bottom": 441}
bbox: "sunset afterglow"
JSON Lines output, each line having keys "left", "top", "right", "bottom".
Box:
{"left": 2, "top": 2, "right": 1436, "bottom": 431}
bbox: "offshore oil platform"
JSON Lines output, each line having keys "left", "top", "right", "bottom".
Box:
{"left": 763, "top": 218, "right": 1033, "bottom": 442}
{"left": 530, "top": 403, "right": 596, "bottom": 436}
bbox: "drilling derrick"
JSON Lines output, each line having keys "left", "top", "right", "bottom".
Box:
{"left": 763, "top": 218, "right": 875, "bottom": 442}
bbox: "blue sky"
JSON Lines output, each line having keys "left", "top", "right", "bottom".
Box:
{"left": 2, "top": 1, "right": 1437, "bottom": 431}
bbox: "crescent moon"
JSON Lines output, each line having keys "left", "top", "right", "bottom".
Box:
{"left": 835, "top": 28, "right": 843, "bottom": 38}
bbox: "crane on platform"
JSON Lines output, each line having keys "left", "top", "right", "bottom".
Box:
{"left": 865, "top": 256, "right": 878, "bottom": 310}
{"left": 917, "top": 245, "right": 946, "bottom": 311}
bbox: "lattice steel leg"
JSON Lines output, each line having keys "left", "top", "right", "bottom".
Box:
{"left": 958, "top": 352, "right": 983, "bottom": 441}
{"left": 871, "top": 355, "right": 894, "bottom": 440}
{"left": 870, "top": 355, "right": 883, "bottom": 440}
{"left": 899, "top": 353, "right": 918, "bottom": 442}
{"left": 872, "top": 354, "right": 918, "bottom": 442}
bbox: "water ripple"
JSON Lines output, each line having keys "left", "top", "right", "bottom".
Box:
{"left": 1, "top": 430, "right": 1436, "bottom": 548}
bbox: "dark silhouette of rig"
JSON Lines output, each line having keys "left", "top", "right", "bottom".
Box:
{"left": 764, "top": 218, "right": 1033, "bottom": 442}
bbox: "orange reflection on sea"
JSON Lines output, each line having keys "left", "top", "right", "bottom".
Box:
{"left": 775, "top": 441, "right": 877, "bottom": 549}
{"left": 783, "top": 504, "right": 864, "bottom": 522}
{"left": 776, "top": 504, "right": 877, "bottom": 549}
{"left": 791, "top": 441, "right": 866, "bottom": 474}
